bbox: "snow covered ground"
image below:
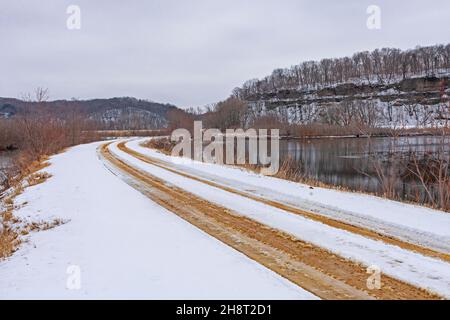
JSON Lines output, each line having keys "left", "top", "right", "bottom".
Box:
{"left": 2, "top": 138, "right": 450, "bottom": 299}
{"left": 109, "top": 139, "right": 450, "bottom": 298}
{"left": 0, "top": 142, "right": 317, "bottom": 299}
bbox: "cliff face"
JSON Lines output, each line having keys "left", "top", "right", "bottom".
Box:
{"left": 243, "top": 76, "right": 450, "bottom": 128}
{"left": 246, "top": 76, "right": 448, "bottom": 108}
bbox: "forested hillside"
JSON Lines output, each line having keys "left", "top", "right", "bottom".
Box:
{"left": 0, "top": 97, "right": 177, "bottom": 130}
{"left": 226, "top": 44, "right": 450, "bottom": 133}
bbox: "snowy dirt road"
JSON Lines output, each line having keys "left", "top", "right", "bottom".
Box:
{"left": 106, "top": 138, "right": 450, "bottom": 299}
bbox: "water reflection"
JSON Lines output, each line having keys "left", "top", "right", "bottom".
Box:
{"left": 0, "top": 152, "right": 14, "bottom": 171}
{"left": 280, "top": 136, "right": 450, "bottom": 197}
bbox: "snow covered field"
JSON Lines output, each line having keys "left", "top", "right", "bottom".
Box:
{"left": 0, "top": 142, "right": 317, "bottom": 299}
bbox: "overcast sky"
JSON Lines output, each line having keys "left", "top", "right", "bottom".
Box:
{"left": 1, "top": 0, "right": 449, "bottom": 108}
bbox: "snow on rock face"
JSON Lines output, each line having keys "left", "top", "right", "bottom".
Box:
{"left": 91, "top": 107, "right": 168, "bottom": 129}
{"left": 243, "top": 75, "right": 450, "bottom": 129}
{"left": 0, "top": 142, "right": 317, "bottom": 300}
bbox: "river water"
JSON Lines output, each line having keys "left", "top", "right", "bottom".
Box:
{"left": 278, "top": 135, "right": 450, "bottom": 199}
{"left": 0, "top": 152, "right": 14, "bottom": 182}
{"left": 0, "top": 154, "right": 12, "bottom": 169}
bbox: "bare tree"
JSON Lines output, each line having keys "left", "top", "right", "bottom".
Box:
{"left": 236, "top": 44, "right": 450, "bottom": 99}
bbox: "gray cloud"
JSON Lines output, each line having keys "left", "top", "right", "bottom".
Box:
{"left": 1, "top": 0, "right": 449, "bottom": 107}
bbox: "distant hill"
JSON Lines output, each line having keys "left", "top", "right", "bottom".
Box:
{"left": 0, "top": 97, "right": 178, "bottom": 129}
{"left": 0, "top": 103, "right": 17, "bottom": 118}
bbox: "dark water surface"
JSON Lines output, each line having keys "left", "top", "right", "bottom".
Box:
{"left": 0, "top": 151, "right": 15, "bottom": 176}
{"left": 279, "top": 136, "right": 450, "bottom": 198}
{"left": 0, "top": 152, "right": 14, "bottom": 186}
{"left": 0, "top": 154, "right": 13, "bottom": 170}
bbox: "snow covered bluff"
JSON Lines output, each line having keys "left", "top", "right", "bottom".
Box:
{"left": 238, "top": 75, "right": 450, "bottom": 128}
{"left": 234, "top": 44, "right": 450, "bottom": 129}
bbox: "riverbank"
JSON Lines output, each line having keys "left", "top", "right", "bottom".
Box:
{"left": 0, "top": 157, "right": 62, "bottom": 259}
{"left": 280, "top": 127, "right": 450, "bottom": 140}
{"left": 142, "top": 135, "right": 450, "bottom": 212}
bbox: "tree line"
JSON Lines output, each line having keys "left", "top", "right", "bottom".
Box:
{"left": 0, "top": 88, "right": 99, "bottom": 190}
{"left": 234, "top": 44, "right": 450, "bottom": 98}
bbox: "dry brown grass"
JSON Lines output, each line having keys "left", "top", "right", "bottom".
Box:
{"left": 271, "top": 156, "right": 305, "bottom": 182}
{"left": 0, "top": 156, "right": 58, "bottom": 260}
{"left": 1, "top": 213, "right": 67, "bottom": 259}
{"left": 26, "top": 172, "right": 52, "bottom": 187}
{"left": 0, "top": 212, "right": 65, "bottom": 260}
{"left": 0, "top": 205, "right": 21, "bottom": 259}
{"left": 0, "top": 224, "right": 20, "bottom": 258}
{"left": 1, "top": 204, "right": 20, "bottom": 259}
{"left": 2, "top": 184, "right": 24, "bottom": 208}
{"left": 25, "top": 218, "right": 67, "bottom": 234}
{"left": 141, "top": 138, "right": 174, "bottom": 155}
{"left": 20, "top": 158, "right": 50, "bottom": 176}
